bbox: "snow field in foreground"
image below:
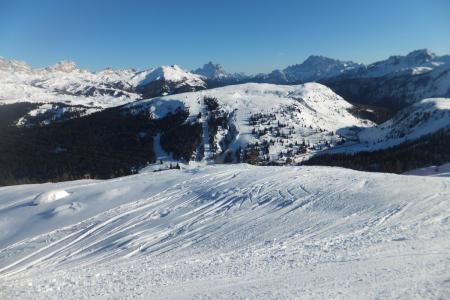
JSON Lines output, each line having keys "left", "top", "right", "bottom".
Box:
{"left": 0, "top": 164, "right": 449, "bottom": 299}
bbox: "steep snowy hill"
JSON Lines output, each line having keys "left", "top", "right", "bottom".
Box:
{"left": 303, "top": 98, "right": 450, "bottom": 174}
{"left": 125, "top": 82, "right": 372, "bottom": 164}
{"left": 0, "top": 164, "right": 449, "bottom": 298}
{"left": 327, "top": 98, "right": 450, "bottom": 153}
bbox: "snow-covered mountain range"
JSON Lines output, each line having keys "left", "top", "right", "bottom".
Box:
{"left": 0, "top": 50, "right": 449, "bottom": 182}
{"left": 0, "top": 57, "right": 208, "bottom": 124}
{"left": 0, "top": 57, "right": 139, "bottom": 107}
{"left": 258, "top": 55, "right": 364, "bottom": 83}
{"left": 323, "top": 49, "right": 450, "bottom": 110}
{"left": 1, "top": 48, "right": 449, "bottom": 299}
{"left": 2, "top": 49, "right": 449, "bottom": 112}
{"left": 0, "top": 57, "right": 205, "bottom": 108}
{"left": 362, "top": 49, "right": 450, "bottom": 78}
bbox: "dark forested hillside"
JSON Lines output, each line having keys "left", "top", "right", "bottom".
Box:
{"left": 0, "top": 103, "right": 201, "bottom": 186}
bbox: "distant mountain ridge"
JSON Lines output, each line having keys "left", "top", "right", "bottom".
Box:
{"left": 1, "top": 48, "right": 449, "bottom": 128}
{"left": 191, "top": 49, "right": 450, "bottom": 110}
{"left": 2, "top": 48, "right": 449, "bottom": 109}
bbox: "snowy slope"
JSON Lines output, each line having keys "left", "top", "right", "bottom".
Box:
{"left": 328, "top": 98, "right": 450, "bottom": 153}
{"left": 0, "top": 164, "right": 449, "bottom": 298}
{"left": 404, "top": 162, "right": 450, "bottom": 177}
{"left": 363, "top": 49, "right": 450, "bottom": 78}
{"left": 125, "top": 82, "right": 372, "bottom": 163}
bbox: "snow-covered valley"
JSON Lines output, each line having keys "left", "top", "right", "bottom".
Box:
{"left": 0, "top": 164, "right": 449, "bottom": 299}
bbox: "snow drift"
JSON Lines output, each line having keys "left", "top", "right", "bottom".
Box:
{"left": 33, "top": 190, "right": 71, "bottom": 205}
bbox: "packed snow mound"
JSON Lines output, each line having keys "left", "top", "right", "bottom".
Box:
{"left": 0, "top": 165, "right": 449, "bottom": 298}
{"left": 33, "top": 190, "right": 71, "bottom": 205}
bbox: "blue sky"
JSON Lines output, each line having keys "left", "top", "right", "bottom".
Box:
{"left": 0, "top": 0, "right": 449, "bottom": 73}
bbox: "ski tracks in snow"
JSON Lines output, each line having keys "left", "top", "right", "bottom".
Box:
{"left": 0, "top": 165, "right": 449, "bottom": 298}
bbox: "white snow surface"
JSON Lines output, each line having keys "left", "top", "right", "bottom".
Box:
{"left": 0, "top": 164, "right": 449, "bottom": 299}
{"left": 33, "top": 190, "right": 71, "bottom": 205}
{"left": 404, "top": 162, "right": 450, "bottom": 177}
{"left": 328, "top": 98, "right": 450, "bottom": 153}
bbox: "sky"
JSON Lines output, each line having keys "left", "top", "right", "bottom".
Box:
{"left": 0, "top": 0, "right": 449, "bottom": 74}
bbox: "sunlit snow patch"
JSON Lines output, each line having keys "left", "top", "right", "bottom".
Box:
{"left": 33, "top": 190, "right": 71, "bottom": 205}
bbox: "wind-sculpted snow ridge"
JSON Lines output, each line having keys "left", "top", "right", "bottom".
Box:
{"left": 125, "top": 82, "right": 372, "bottom": 164}
{"left": 0, "top": 164, "right": 449, "bottom": 299}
